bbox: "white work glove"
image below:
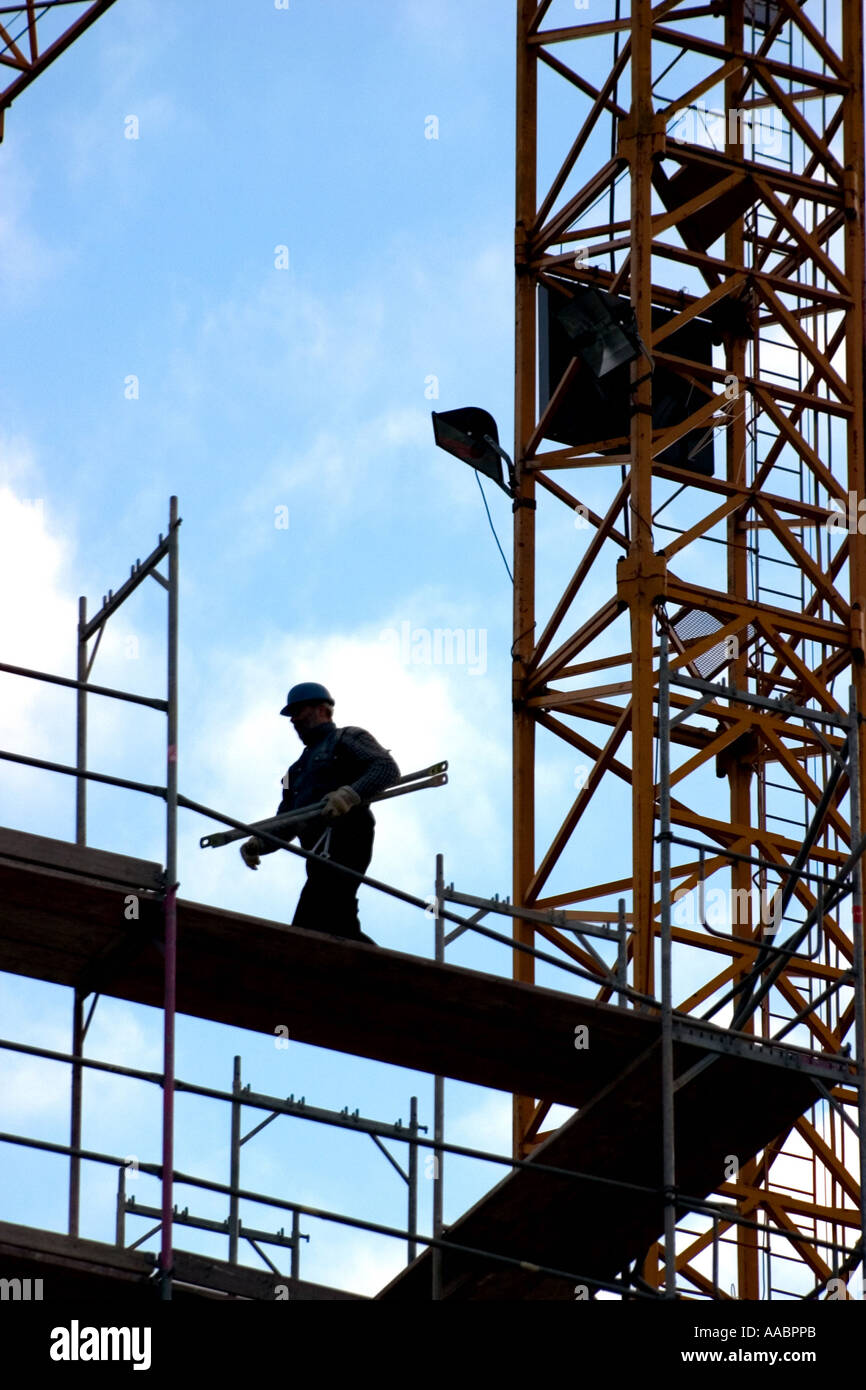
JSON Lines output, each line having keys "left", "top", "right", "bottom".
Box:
{"left": 240, "top": 837, "right": 264, "bottom": 870}
{"left": 322, "top": 785, "right": 361, "bottom": 818}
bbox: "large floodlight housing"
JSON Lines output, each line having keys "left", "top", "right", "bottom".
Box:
{"left": 556, "top": 286, "right": 642, "bottom": 379}
{"left": 539, "top": 279, "right": 716, "bottom": 477}
{"left": 431, "top": 407, "right": 513, "bottom": 495}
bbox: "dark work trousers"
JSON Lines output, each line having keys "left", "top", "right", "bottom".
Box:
{"left": 292, "top": 809, "right": 375, "bottom": 939}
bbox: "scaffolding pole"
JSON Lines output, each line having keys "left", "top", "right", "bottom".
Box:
{"left": 432, "top": 852, "right": 445, "bottom": 1300}
{"left": 68, "top": 989, "right": 84, "bottom": 1238}
{"left": 847, "top": 687, "right": 866, "bottom": 1280}
{"left": 658, "top": 630, "right": 677, "bottom": 1299}
{"left": 160, "top": 494, "right": 180, "bottom": 1301}
{"left": 229, "top": 1056, "right": 241, "bottom": 1264}
{"left": 69, "top": 595, "right": 88, "bottom": 1238}
{"left": 408, "top": 1095, "right": 419, "bottom": 1264}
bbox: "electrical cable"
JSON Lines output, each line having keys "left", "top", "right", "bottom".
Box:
{"left": 475, "top": 471, "right": 513, "bottom": 583}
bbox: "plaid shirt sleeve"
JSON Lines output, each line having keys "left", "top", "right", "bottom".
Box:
{"left": 340, "top": 726, "right": 400, "bottom": 801}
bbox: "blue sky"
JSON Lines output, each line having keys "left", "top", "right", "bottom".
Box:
{"left": 0, "top": 0, "right": 553, "bottom": 1299}
{"left": 0, "top": 0, "right": 854, "bottom": 1300}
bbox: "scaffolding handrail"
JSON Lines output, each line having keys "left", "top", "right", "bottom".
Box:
{"left": 0, "top": 1036, "right": 671, "bottom": 1200}
{"left": 0, "top": 1124, "right": 855, "bottom": 1268}
{"left": 0, "top": 659, "right": 169, "bottom": 711}
{"left": 5, "top": 741, "right": 852, "bottom": 1039}
{"left": 0, "top": 746, "right": 644, "bottom": 999}
{"left": 0, "top": 747, "right": 168, "bottom": 802}
{"left": 659, "top": 830, "right": 848, "bottom": 885}
{"left": 668, "top": 670, "right": 852, "bottom": 730}
{"left": 0, "top": 1128, "right": 662, "bottom": 1301}
{"left": 165, "top": 784, "right": 660, "bottom": 1002}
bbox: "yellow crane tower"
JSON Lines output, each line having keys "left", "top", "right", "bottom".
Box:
{"left": 508, "top": 0, "right": 866, "bottom": 1300}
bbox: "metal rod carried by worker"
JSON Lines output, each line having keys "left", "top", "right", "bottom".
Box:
{"left": 200, "top": 764, "right": 447, "bottom": 850}
{"left": 201, "top": 682, "right": 446, "bottom": 947}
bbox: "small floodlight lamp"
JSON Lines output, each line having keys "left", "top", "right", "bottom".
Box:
{"left": 431, "top": 407, "right": 514, "bottom": 495}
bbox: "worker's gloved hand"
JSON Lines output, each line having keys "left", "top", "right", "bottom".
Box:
{"left": 240, "top": 837, "right": 264, "bottom": 870}
{"left": 322, "top": 785, "right": 361, "bottom": 818}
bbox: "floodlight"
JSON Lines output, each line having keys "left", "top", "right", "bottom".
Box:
{"left": 556, "top": 287, "right": 642, "bottom": 379}
{"left": 431, "top": 407, "right": 514, "bottom": 496}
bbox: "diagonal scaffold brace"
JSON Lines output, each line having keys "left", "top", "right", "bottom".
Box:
{"left": 198, "top": 761, "right": 448, "bottom": 850}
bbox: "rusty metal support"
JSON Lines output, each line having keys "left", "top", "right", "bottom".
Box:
{"left": 510, "top": 0, "right": 866, "bottom": 1296}
{"left": 0, "top": 1, "right": 119, "bottom": 140}
{"left": 513, "top": 0, "right": 539, "bottom": 1159}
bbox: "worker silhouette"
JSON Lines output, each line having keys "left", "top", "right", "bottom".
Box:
{"left": 240, "top": 683, "right": 399, "bottom": 944}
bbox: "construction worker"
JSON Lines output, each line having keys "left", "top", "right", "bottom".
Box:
{"left": 240, "top": 683, "right": 399, "bottom": 944}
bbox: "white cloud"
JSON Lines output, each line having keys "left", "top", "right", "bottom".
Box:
{"left": 235, "top": 403, "right": 431, "bottom": 544}
{"left": 0, "top": 1049, "right": 71, "bottom": 1124}
{"left": 448, "top": 1090, "right": 511, "bottom": 1151}
{"left": 0, "top": 473, "right": 80, "bottom": 819}
{"left": 0, "top": 461, "right": 154, "bottom": 840}
{"left": 181, "top": 611, "right": 509, "bottom": 950}
{"left": 0, "top": 1008, "right": 161, "bottom": 1136}
{"left": 326, "top": 1233, "right": 406, "bottom": 1299}
{"left": 0, "top": 478, "right": 75, "bottom": 670}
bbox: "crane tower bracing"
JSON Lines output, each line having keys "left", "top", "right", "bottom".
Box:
{"left": 511, "top": 0, "right": 866, "bottom": 1299}
{"left": 0, "top": 1, "right": 118, "bottom": 141}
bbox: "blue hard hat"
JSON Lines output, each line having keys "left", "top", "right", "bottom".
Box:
{"left": 280, "top": 681, "right": 335, "bottom": 716}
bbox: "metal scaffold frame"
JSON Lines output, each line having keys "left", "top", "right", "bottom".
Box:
{"left": 1, "top": 495, "right": 181, "bottom": 1297}
{"left": 0, "top": 495, "right": 659, "bottom": 1300}
{"left": 0, "top": 488, "right": 861, "bottom": 1299}
{"left": 0, "top": 497, "right": 446, "bottom": 1299}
